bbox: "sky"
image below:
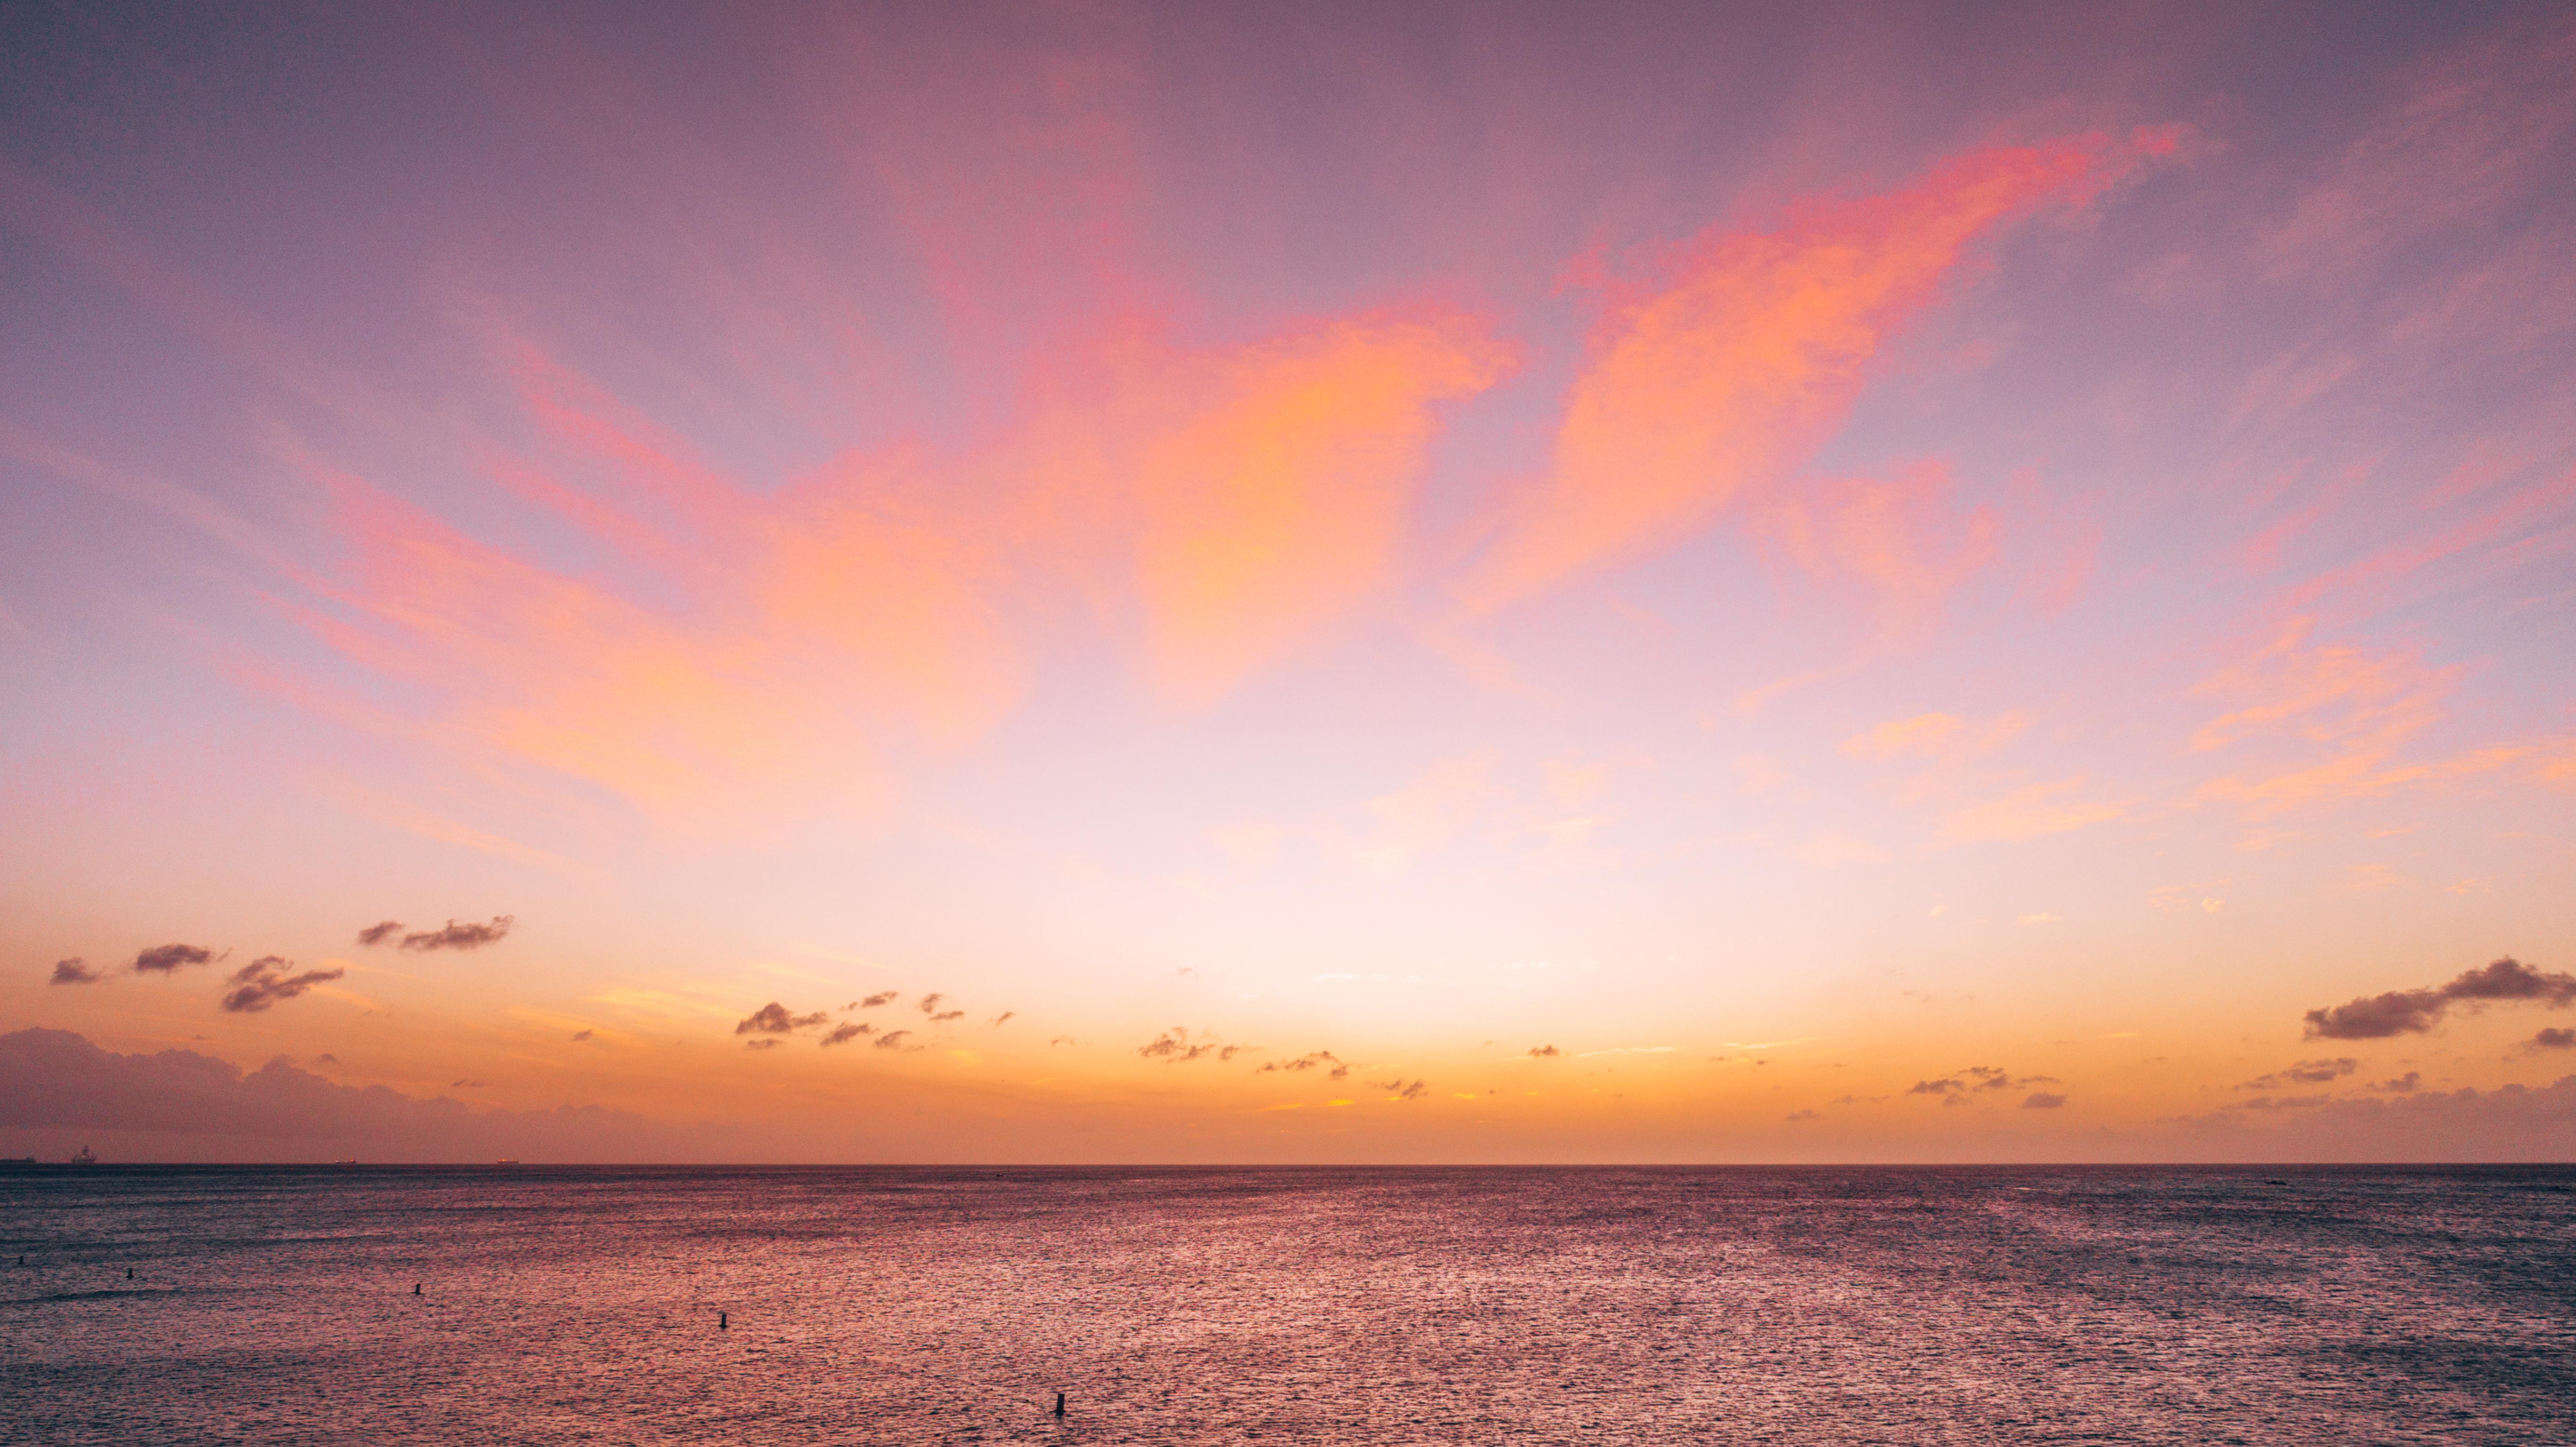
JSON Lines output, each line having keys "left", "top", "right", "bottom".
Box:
{"left": 3, "top": 1, "right": 2574, "bottom": 1163}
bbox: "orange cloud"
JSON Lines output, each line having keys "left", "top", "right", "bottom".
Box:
{"left": 1749, "top": 461, "right": 1998, "bottom": 637}
{"left": 2192, "top": 617, "right": 2455, "bottom": 814}
{"left": 1126, "top": 313, "right": 1512, "bottom": 704}
{"left": 1461, "top": 139, "right": 2113, "bottom": 611}
{"left": 1945, "top": 778, "right": 2126, "bottom": 844}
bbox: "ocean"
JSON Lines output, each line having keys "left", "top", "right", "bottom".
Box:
{"left": 3, "top": 1166, "right": 2572, "bottom": 1444}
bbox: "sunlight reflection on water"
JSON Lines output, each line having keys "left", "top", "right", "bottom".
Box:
{"left": 4, "top": 1166, "right": 2573, "bottom": 1445}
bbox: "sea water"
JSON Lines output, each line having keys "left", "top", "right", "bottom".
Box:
{"left": 4, "top": 1166, "right": 2572, "bottom": 1444}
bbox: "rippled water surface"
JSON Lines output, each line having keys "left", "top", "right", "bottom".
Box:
{"left": 4, "top": 1166, "right": 2574, "bottom": 1444}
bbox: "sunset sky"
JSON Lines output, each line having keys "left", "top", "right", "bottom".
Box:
{"left": 4, "top": 2, "right": 2573, "bottom": 1162}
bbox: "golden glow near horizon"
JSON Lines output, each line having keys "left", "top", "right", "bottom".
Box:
{"left": 3, "top": 6, "right": 2573, "bottom": 1160}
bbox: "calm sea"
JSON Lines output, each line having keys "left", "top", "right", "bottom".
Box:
{"left": 3, "top": 1166, "right": 2572, "bottom": 1444}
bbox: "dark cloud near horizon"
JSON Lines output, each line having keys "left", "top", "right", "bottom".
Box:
{"left": 917, "top": 993, "right": 947, "bottom": 1016}
{"left": 734, "top": 1003, "right": 828, "bottom": 1036}
{"left": 990, "top": 1011, "right": 1015, "bottom": 1028}
{"left": 873, "top": 1029, "right": 912, "bottom": 1051}
{"left": 219, "top": 956, "right": 346, "bottom": 1013}
{"left": 859, "top": 992, "right": 898, "bottom": 1009}
{"left": 2022, "top": 1092, "right": 2068, "bottom": 1110}
{"left": 400, "top": 916, "right": 515, "bottom": 952}
{"left": 1218, "top": 1044, "right": 1258, "bottom": 1062}
{"left": 2241, "top": 1057, "right": 2359, "bottom": 1089}
{"left": 132, "top": 943, "right": 215, "bottom": 974}
{"left": 1527, "top": 1044, "right": 1561, "bottom": 1058}
{"left": 1258, "top": 1050, "right": 1347, "bottom": 1077}
{"left": 820, "top": 1022, "right": 874, "bottom": 1047}
{"left": 356, "top": 921, "right": 403, "bottom": 946}
{"left": 1139, "top": 1028, "right": 1217, "bottom": 1062}
{"left": 0, "top": 1027, "right": 775, "bottom": 1159}
{"left": 927, "top": 1009, "right": 965, "bottom": 1023}
{"left": 2305, "top": 956, "right": 2575, "bottom": 1039}
{"left": 2370, "top": 1072, "right": 2423, "bottom": 1093}
{"left": 452, "top": 1079, "right": 485, "bottom": 1088}
{"left": 50, "top": 958, "right": 98, "bottom": 986}
{"left": 570, "top": 1029, "right": 594, "bottom": 1042}
{"left": 1912, "top": 1067, "right": 2054, "bottom": 1099}
{"left": 744, "top": 1039, "right": 784, "bottom": 1051}
{"left": 2534, "top": 1028, "right": 2576, "bottom": 1050}
{"left": 1371, "top": 1078, "right": 1429, "bottom": 1100}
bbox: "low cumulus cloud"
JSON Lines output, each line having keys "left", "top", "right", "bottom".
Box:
{"left": 917, "top": 993, "right": 947, "bottom": 1015}
{"left": 734, "top": 1003, "right": 828, "bottom": 1036}
{"left": 355, "top": 921, "right": 403, "bottom": 946}
{"left": 1371, "top": 1078, "right": 1430, "bottom": 1100}
{"left": 0, "top": 1028, "right": 783, "bottom": 1161}
{"left": 2241, "top": 1058, "right": 2359, "bottom": 1089}
{"left": 2022, "top": 1092, "right": 2068, "bottom": 1110}
{"left": 744, "top": 1039, "right": 784, "bottom": 1051}
{"left": 2304, "top": 957, "right": 2575, "bottom": 1039}
{"left": 1527, "top": 1044, "right": 1561, "bottom": 1058}
{"left": 219, "top": 956, "right": 346, "bottom": 1013}
{"left": 1218, "top": 1044, "right": 1258, "bottom": 1062}
{"left": 858, "top": 992, "right": 898, "bottom": 1009}
{"left": 820, "top": 1022, "right": 875, "bottom": 1047}
{"left": 1139, "top": 1027, "right": 1218, "bottom": 1063}
{"left": 1257, "top": 1050, "right": 1348, "bottom": 1078}
{"left": 50, "top": 958, "right": 99, "bottom": 986}
{"left": 2532, "top": 1028, "right": 2576, "bottom": 1051}
{"left": 132, "top": 943, "right": 216, "bottom": 974}
{"left": 927, "top": 1009, "right": 965, "bottom": 1023}
{"left": 570, "top": 1029, "right": 594, "bottom": 1042}
{"left": 2370, "top": 1072, "right": 2423, "bottom": 1093}
{"left": 1911, "top": 1066, "right": 2054, "bottom": 1102}
{"left": 873, "top": 1029, "right": 913, "bottom": 1051}
{"left": 399, "top": 917, "right": 515, "bottom": 952}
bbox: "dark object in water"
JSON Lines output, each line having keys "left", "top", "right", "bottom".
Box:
{"left": 1054, "top": 1392, "right": 1066, "bottom": 1417}
{"left": 718, "top": 1311, "right": 727, "bottom": 1330}
{"left": 126, "top": 1268, "right": 133, "bottom": 1280}
{"left": 413, "top": 1283, "right": 421, "bottom": 1295}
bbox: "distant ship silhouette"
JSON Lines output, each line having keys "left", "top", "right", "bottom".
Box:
{"left": 69, "top": 1145, "right": 97, "bottom": 1166}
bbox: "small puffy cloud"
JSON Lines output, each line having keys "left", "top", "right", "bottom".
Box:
{"left": 50, "top": 958, "right": 99, "bottom": 986}
{"left": 745, "top": 1039, "right": 784, "bottom": 1051}
{"left": 990, "top": 1011, "right": 1015, "bottom": 1028}
{"left": 734, "top": 1002, "right": 828, "bottom": 1036}
{"left": 400, "top": 917, "right": 514, "bottom": 952}
{"left": 132, "top": 944, "right": 216, "bottom": 974}
{"left": 2022, "top": 1092, "right": 2068, "bottom": 1109}
{"left": 356, "top": 921, "right": 403, "bottom": 946}
{"left": 2241, "top": 1058, "right": 2359, "bottom": 1089}
{"left": 1139, "top": 1027, "right": 1217, "bottom": 1063}
{"left": 859, "top": 992, "right": 898, "bottom": 1009}
{"left": 1259, "top": 1050, "right": 1347, "bottom": 1077}
{"left": 1218, "top": 1044, "right": 1258, "bottom": 1062}
{"left": 873, "top": 1029, "right": 913, "bottom": 1051}
{"left": 2532, "top": 1028, "right": 2576, "bottom": 1050}
{"left": 1786, "top": 1108, "right": 1820, "bottom": 1121}
{"left": 2304, "top": 957, "right": 2576, "bottom": 1039}
{"left": 1371, "top": 1078, "right": 1429, "bottom": 1100}
{"left": 1527, "top": 1044, "right": 1561, "bottom": 1058}
{"left": 570, "top": 1029, "right": 594, "bottom": 1042}
{"left": 1914, "top": 1066, "right": 2052, "bottom": 1099}
{"left": 927, "top": 1010, "right": 965, "bottom": 1023}
{"left": 2370, "top": 1072, "right": 2423, "bottom": 1093}
{"left": 219, "top": 956, "right": 345, "bottom": 1013}
{"left": 917, "top": 993, "right": 947, "bottom": 1015}
{"left": 820, "top": 1022, "right": 875, "bottom": 1047}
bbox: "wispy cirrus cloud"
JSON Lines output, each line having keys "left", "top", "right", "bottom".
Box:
{"left": 1462, "top": 137, "right": 2143, "bottom": 613}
